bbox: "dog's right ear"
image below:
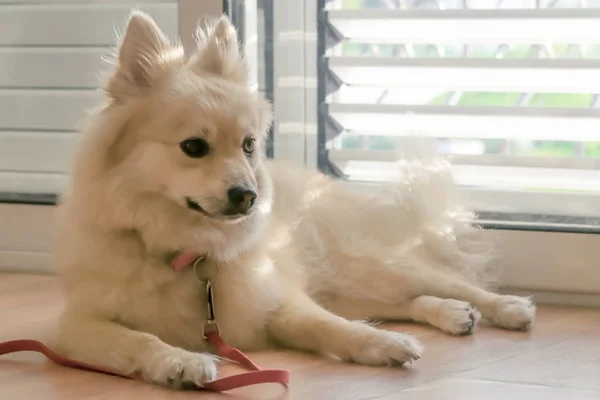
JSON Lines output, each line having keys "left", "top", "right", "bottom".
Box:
{"left": 106, "top": 10, "right": 178, "bottom": 99}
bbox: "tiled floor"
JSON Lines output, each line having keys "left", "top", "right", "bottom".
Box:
{"left": 1, "top": 273, "right": 599, "bottom": 399}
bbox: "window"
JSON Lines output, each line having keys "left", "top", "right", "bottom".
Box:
{"left": 318, "top": 0, "right": 600, "bottom": 227}
{"left": 1, "top": 0, "right": 599, "bottom": 302}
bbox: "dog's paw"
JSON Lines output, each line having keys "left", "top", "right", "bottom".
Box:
{"left": 140, "top": 346, "right": 219, "bottom": 389}
{"left": 347, "top": 327, "right": 424, "bottom": 367}
{"left": 488, "top": 295, "right": 535, "bottom": 331}
{"left": 438, "top": 299, "right": 480, "bottom": 335}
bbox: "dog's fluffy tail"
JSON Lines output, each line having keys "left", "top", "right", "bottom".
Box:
{"left": 376, "top": 137, "right": 499, "bottom": 288}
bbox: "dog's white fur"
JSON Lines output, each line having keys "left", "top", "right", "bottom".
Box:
{"left": 53, "top": 12, "right": 535, "bottom": 389}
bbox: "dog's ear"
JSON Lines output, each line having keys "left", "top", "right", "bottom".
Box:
{"left": 188, "top": 15, "right": 247, "bottom": 84}
{"left": 106, "top": 10, "right": 177, "bottom": 99}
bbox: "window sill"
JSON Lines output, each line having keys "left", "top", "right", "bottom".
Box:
{"left": 0, "top": 192, "right": 57, "bottom": 206}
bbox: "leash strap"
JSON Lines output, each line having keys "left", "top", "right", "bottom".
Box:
{"left": 0, "top": 334, "right": 289, "bottom": 392}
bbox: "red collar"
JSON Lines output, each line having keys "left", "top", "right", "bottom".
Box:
{"left": 170, "top": 250, "right": 203, "bottom": 270}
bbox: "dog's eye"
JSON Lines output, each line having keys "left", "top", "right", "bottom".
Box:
{"left": 242, "top": 137, "right": 256, "bottom": 155}
{"left": 180, "top": 138, "right": 209, "bottom": 158}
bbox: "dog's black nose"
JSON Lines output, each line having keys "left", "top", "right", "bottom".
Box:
{"left": 227, "top": 186, "right": 257, "bottom": 214}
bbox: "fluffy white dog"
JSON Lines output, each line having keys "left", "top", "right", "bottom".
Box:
{"left": 53, "top": 11, "right": 535, "bottom": 389}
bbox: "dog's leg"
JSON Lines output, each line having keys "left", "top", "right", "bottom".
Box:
{"left": 327, "top": 259, "right": 534, "bottom": 331}
{"left": 408, "top": 296, "right": 481, "bottom": 335}
{"left": 413, "top": 271, "right": 535, "bottom": 331}
{"left": 364, "top": 264, "right": 535, "bottom": 331}
{"left": 322, "top": 295, "right": 480, "bottom": 335}
{"left": 267, "top": 291, "right": 423, "bottom": 366}
{"left": 55, "top": 313, "right": 218, "bottom": 389}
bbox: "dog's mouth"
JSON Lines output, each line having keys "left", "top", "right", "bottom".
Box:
{"left": 185, "top": 197, "right": 206, "bottom": 214}
{"left": 185, "top": 197, "right": 250, "bottom": 222}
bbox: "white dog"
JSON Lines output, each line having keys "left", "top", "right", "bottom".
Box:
{"left": 52, "top": 11, "right": 535, "bottom": 389}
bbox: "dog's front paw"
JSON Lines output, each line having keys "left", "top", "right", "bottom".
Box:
{"left": 438, "top": 299, "right": 481, "bottom": 335}
{"left": 488, "top": 295, "right": 535, "bottom": 331}
{"left": 140, "top": 345, "right": 218, "bottom": 389}
{"left": 347, "top": 326, "right": 423, "bottom": 366}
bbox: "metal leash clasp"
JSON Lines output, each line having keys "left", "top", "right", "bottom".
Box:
{"left": 192, "top": 256, "right": 220, "bottom": 340}
{"left": 203, "top": 280, "right": 219, "bottom": 339}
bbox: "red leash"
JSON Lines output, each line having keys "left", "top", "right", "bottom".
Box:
{"left": 0, "top": 332, "right": 289, "bottom": 392}
{"left": 0, "top": 252, "right": 290, "bottom": 392}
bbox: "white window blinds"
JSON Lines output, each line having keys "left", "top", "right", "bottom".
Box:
{"left": 320, "top": 0, "right": 600, "bottom": 217}
{"left": 0, "top": 1, "right": 178, "bottom": 196}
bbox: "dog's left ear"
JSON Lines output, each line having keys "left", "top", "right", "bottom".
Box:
{"left": 188, "top": 15, "right": 247, "bottom": 84}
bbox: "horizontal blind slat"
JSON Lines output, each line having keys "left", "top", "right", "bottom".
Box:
{"left": 0, "top": 48, "right": 109, "bottom": 89}
{"left": 329, "top": 149, "right": 600, "bottom": 170}
{"left": 0, "top": 171, "right": 67, "bottom": 194}
{"left": 332, "top": 160, "right": 600, "bottom": 192}
{"left": 0, "top": 132, "right": 76, "bottom": 173}
{"left": 327, "top": 57, "right": 600, "bottom": 93}
{"left": 327, "top": 103, "right": 600, "bottom": 141}
{"left": 327, "top": 9, "right": 600, "bottom": 43}
{"left": 0, "top": 89, "right": 102, "bottom": 131}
